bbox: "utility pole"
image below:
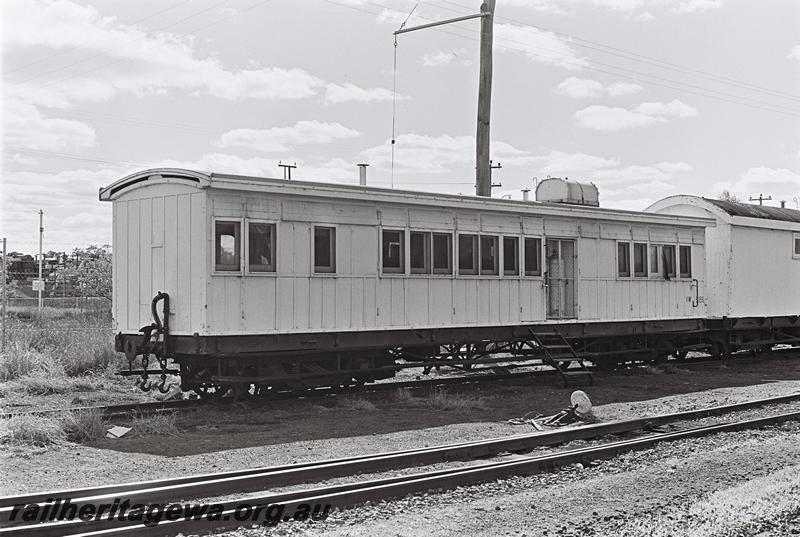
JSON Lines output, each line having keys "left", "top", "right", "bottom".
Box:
{"left": 476, "top": 0, "right": 496, "bottom": 197}
{"left": 38, "top": 210, "right": 43, "bottom": 312}
{"left": 393, "top": 2, "right": 494, "bottom": 197}
{"left": 749, "top": 194, "right": 772, "bottom": 206}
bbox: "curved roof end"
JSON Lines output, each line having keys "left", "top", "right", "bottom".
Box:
{"left": 99, "top": 168, "right": 211, "bottom": 201}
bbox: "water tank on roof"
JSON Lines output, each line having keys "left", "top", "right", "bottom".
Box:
{"left": 535, "top": 178, "right": 599, "bottom": 207}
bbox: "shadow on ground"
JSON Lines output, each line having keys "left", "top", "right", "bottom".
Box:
{"left": 88, "top": 356, "right": 800, "bottom": 457}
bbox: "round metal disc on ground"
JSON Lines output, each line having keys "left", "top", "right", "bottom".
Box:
{"left": 570, "top": 390, "right": 592, "bottom": 415}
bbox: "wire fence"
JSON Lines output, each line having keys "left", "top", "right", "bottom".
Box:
{"left": 1, "top": 238, "right": 113, "bottom": 353}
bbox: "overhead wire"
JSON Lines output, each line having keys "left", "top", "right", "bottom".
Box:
{"left": 11, "top": 0, "right": 273, "bottom": 89}
{"left": 392, "top": 3, "right": 420, "bottom": 189}
{"left": 431, "top": 0, "right": 800, "bottom": 104}
{"left": 6, "top": 0, "right": 196, "bottom": 76}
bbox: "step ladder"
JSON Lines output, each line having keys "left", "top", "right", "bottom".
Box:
{"left": 529, "top": 328, "right": 593, "bottom": 387}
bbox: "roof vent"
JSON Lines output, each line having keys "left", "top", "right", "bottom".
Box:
{"left": 535, "top": 177, "right": 599, "bottom": 207}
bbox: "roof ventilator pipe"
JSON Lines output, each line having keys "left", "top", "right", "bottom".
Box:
{"left": 357, "top": 163, "right": 369, "bottom": 186}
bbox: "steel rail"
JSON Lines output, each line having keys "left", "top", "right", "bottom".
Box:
{"left": 3, "top": 409, "right": 799, "bottom": 536}
{"left": 2, "top": 346, "right": 797, "bottom": 420}
{"left": 1, "top": 391, "right": 799, "bottom": 530}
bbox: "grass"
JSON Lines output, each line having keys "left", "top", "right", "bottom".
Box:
{"left": 336, "top": 396, "right": 378, "bottom": 411}
{"left": 425, "top": 387, "right": 489, "bottom": 412}
{"left": 0, "top": 415, "right": 67, "bottom": 446}
{"left": 0, "top": 408, "right": 181, "bottom": 447}
{"left": 388, "top": 388, "right": 415, "bottom": 404}
{"left": 0, "top": 305, "right": 121, "bottom": 396}
{"left": 128, "top": 411, "right": 181, "bottom": 437}
{"left": 62, "top": 409, "right": 108, "bottom": 442}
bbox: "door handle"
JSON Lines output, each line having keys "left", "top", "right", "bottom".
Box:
{"left": 691, "top": 278, "right": 699, "bottom": 307}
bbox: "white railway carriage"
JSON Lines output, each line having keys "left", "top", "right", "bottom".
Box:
{"left": 101, "top": 169, "right": 715, "bottom": 395}
{"left": 647, "top": 196, "right": 800, "bottom": 354}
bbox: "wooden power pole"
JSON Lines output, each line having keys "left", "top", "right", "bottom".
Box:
{"left": 475, "top": 0, "right": 495, "bottom": 197}
{"left": 393, "top": 2, "right": 495, "bottom": 197}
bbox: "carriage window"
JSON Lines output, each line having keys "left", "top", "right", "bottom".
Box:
{"left": 649, "top": 245, "right": 659, "bottom": 275}
{"left": 524, "top": 238, "right": 541, "bottom": 276}
{"left": 458, "top": 234, "right": 478, "bottom": 275}
{"left": 382, "top": 230, "right": 404, "bottom": 273}
{"left": 314, "top": 226, "right": 336, "bottom": 273}
{"left": 617, "top": 242, "right": 631, "bottom": 277}
{"left": 248, "top": 222, "right": 275, "bottom": 272}
{"left": 480, "top": 235, "right": 499, "bottom": 275}
{"left": 214, "top": 221, "right": 240, "bottom": 272}
{"left": 432, "top": 233, "right": 452, "bottom": 274}
{"left": 633, "top": 243, "right": 647, "bottom": 277}
{"left": 793, "top": 234, "right": 800, "bottom": 259}
{"left": 503, "top": 237, "right": 519, "bottom": 275}
{"left": 679, "top": 246, "right": 691, "bottom": 278}
{"left": 662, "top": 245, "right": 676, "bottom": 279}
{"left": 410, "top": 231, "right": 431, "bottom": 274}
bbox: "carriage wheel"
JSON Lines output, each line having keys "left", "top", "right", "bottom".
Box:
{"left": 191, "top": 383, "right": 231, "bottom": 399}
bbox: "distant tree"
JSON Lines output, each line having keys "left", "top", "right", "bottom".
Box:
{"left": 56, "top": 245, "right": 112, "bottom": 301}
{"left": 718, "top": 190, "right": 741, "bottom": 203}
{"left": 793, "top": 196, "right": 800, "bottom": 209}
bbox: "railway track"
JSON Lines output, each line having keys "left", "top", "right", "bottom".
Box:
{"left": 2, "top": 346, "right": 798, "bottom": 420}
{"left": 1, "top": 392, "right": 799, "bottom": 536}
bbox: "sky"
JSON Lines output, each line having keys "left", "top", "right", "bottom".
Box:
{"left": 1, "top": 0, "right": 799, "bottom": 252}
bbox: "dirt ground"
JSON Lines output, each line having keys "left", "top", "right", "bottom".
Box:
{"left": 1, "top": 353, "right": 799, "bottom": 501}
{"left": 90, "top": 354, "right": 800, "bottom": 456}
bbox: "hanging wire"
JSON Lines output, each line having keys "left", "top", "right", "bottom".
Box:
{"left": 391, "top": 3, "right": 419, "bottom": 189}
{"left": 391, "top": 36, "right": 398, "bottom": 189}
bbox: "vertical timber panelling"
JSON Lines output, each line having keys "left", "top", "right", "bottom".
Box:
{"left": 428, "top": 279, "right": 452, "bottom": 326}
{"left": 115, "top": 201, "right": 128, "bottom": 331}
{"left": 138, "top": 198, "right": 152, "bottom": 327}
{"left": 189, "top": 192, "right": 206, "bottom": 333}
{"left": 391, "top": 278, "right": 404, "bottom": 326}
{"left": 151, "top": 197, "right": 165, "bottom": 302}
{"left": 127, "top": 199, "right": 140, "bottom": 330}
{"left": 406, "top": 279, "right": 429, "bottom": 327}
{"left": 322, "top": 278, "right": 337, "bottom": 329}
{"left": 176, "top": 194, "right": 192, "bottom": 331}
{"left": 164, "top": 195, "right": 179, "bottom": 330}
{"left": 309, "top": 278, "right": 323, "bottom": 330}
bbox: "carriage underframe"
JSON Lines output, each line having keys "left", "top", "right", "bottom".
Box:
{"left": 116, "top": 294, "right": 800, "bottom": 397}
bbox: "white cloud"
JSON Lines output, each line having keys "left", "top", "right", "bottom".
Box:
{"left": 673, "top": 0, "right": 722, "bottom": 14}
{"left": 498, "top": 0, "right": 574, "bottom": 16}
{"left": 5, "top": 0, "right": 327, "bottom": 107}
{"left": 575, "top": 99, "right": 697, "bottom": 130}
{"left": 788, "top": 45, "right": 800, "bottom": 62}
{"left": 375, "top": 8, "right": 410, "bottom": 26}
{"left": 1, "top": 167, "right": 119, "bottom": 247}
{"left": 422, "top": 49, "right": 472, "bottom": 67}
{"left": 4, "top": 100, "right": 96, "bottom": 151}
{"left": 324, "top": 83, "right": 402, "bottom": 104}
{"left": 216, "top": 121, "right": 361, "bottom": 153}
{"left": 496, "top": 0, "right": 722, "bottom": 19}
{"left": 575, "top": 105, "right": 663, "bottom": 130}
{"left": 504, "top": 150, "right": 620, "bottom": 174}
{"left": 633, "top": 11, "right": 655, "bottom": 21}
{"left": 495, "top": 23, "right": 587, "bottom": 71}
{"left": 556, "top": 78, "right": 604, "bottom": 98}
{"left": 556, "top": 77, "right": 642, "bottom": 99}
{"left": 633, "top": 100, "right": 697, "bottom": 118}
{"left": 360, "top": 134, "right": 527, "bottom": 173}
{"left": 713, "top": 167, "right": 800, "bottom": 203}
{"left": 4, "top": 0, "right": 389, "bottom": 109}
{"left": 607, "top": 82, "right": 643, "bottom": 96}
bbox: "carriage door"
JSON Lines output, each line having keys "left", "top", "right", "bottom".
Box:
{"left": 545, "top": 239, "right": 576, "bottom": 319}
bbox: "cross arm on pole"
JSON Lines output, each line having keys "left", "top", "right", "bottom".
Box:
{"left": 394, "top": 12, "right": 488, "bottom": 35}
